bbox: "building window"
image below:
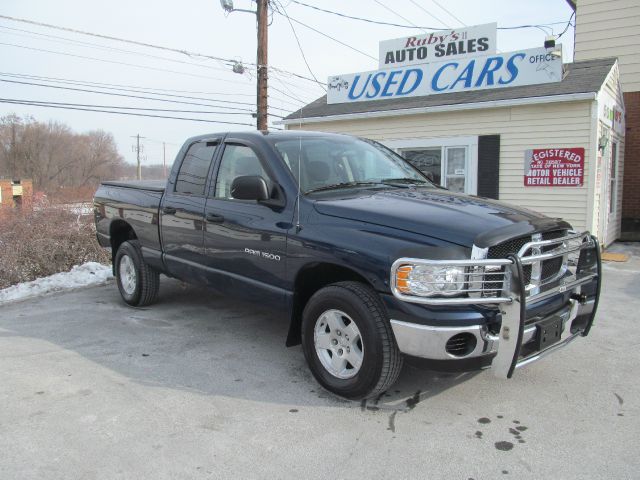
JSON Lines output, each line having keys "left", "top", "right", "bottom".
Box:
{"left": 401, "top": 148, "right": 441, "bottom": 184}
{"left": 383, "top": 137, "right": 478, "bottom": 195}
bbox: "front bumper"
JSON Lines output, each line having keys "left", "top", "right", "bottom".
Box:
{"left": 389, "top": 232, "right": 601, "bottom": 378}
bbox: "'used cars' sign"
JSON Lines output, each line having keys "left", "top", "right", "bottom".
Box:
{"left": 379, "top": 23, "right": 497, "bottom": 69}
{"left": 524, "top": 148, "right": 585, "bottom": 187}
{"left": 327, "top": 46, "right": 563, "bottom": 104}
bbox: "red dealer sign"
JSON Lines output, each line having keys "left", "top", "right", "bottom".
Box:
{"left": 524, "top": 148, "right": 585, "bottom": 187}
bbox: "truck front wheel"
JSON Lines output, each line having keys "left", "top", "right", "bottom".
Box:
{"left": 301, "top": 281, "right": 403, "bottom": 400}
{"left": 115, "top": 240, "right": 160, "bottom": 307}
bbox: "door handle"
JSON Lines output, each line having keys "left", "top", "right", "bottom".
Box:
{"left": 162, "top": 206, "right": 177, "bottom": 214}
{"left": 205, "top": 213, "right": 224, "bottom": 223}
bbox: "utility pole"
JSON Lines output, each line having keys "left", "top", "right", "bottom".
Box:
{"left": 162, "top": 142, "right": 167, "bottom": 178}
{"left": 256, "top": 0, "right": 268, "bottom": 130}
{"left": 221, "top": 0, "right": 269, "bottom": 130}
{"left": 131, "top": 134, "right": 145, "bottom": 180}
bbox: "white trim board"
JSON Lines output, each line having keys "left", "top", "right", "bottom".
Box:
{"left": 277, "top": 93, "right": 597, "bottom": 126}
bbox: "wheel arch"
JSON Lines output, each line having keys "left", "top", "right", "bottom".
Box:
{"left": 109, "top": 219, "right": 138, "bottom": 274}
{"left": 286, "top": 262, "right": 378, "bottom": 347}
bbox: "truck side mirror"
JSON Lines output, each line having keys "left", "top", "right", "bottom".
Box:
{"left": 231, "top": 175, "right": 269, "bottom": 201}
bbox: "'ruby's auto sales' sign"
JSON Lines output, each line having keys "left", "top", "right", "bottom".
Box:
{"left": 524, "top": 148, "right": 585, "bottom": 187}
{"left": 327, "top": 46, "right": 562, "bottom": 104}
{"left": 379, "top": 23, "right": 497, "bottom": 69}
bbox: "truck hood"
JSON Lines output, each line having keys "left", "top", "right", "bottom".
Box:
{"left": 312, "top": 188, "right": 571, "bottom": 248}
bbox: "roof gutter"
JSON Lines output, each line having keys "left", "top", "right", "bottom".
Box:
{"left": 276, "top": 92, "right": 597, "bottom": 125}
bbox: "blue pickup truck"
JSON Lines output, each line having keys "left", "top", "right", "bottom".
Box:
{"left": 94, "top": 130, "right": 601, "bottom": 399}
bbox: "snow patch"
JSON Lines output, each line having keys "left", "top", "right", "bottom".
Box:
{"left": 0, "top": 262, "right": 113, "bottom": 305}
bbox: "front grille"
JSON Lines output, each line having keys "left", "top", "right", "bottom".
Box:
{"left": 483, "top": 230, "right": 568, "bottom": 296}
{"left": 540, "top": 230, "right": 567, "bottom": 283}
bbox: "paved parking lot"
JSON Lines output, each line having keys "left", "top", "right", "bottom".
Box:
{"left": 1, "top": 245, "right": 639, "bottom": 479}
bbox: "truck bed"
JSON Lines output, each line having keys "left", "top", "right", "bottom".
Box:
{"left": 94, "top": 181, "right": 165, "bottom": 254}
{"left": 100, "top": 180, "right": 166, "bottom": 192}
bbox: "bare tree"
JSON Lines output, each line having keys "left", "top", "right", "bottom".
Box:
{"left": 0, "top": 114, "right": 125, "bottom": 195}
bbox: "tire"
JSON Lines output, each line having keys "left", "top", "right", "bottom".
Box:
{"left": 114, "top": 240, "right": 160, "bottom": 307}
{"left": 301, "top": 281, "right": 403, "bottom": 400}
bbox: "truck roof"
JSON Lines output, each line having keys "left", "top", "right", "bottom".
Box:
{"left": 183, "top": 130, "right": 353, "bottom": 145}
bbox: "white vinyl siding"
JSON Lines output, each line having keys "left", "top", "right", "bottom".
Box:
{"left": 597, "top": 65, "right": 626, "bottom": 245}
{"left": 574, "top": 0, "right": 640, "bottom": 92}
{"left": 289, "top": 100, "right": 594, "bottom": 232}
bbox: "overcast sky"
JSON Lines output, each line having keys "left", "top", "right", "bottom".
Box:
{"left": 0, "top": 0, "right": 575, "bottom": 167}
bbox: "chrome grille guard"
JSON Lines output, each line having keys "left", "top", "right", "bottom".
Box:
{"left": 390, "top": 231, "right": 602, "bottom": 379}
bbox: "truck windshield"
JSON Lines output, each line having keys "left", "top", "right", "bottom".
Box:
{"left": 272, "top": 137, "right": 433, "bottom": 193}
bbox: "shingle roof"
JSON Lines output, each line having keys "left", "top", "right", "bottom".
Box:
{"left": 283, "top": 57, "right": 616, "bottom": 121}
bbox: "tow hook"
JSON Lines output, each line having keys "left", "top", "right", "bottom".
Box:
{"left": 570, "top": 293, "right": 588, "bottom": 305}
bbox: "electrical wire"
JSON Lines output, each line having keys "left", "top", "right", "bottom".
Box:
{"left": 0, "top": 13, "right": 324, "bottom": 86}
{"left": 0, "top": 71, "right": 298, "bottom": 113}
{"left": 0, "top": 97, "right": 282, "bottom": 117}
{"left": 272, "top": 0, "right": 326, "bottom": 92}
{"left": 0, "top": 72, "right": 256, "bottom": 105}
{"left": 0, "top": 71, "right": 255, "bottom": 97}
{"left": 287, "top": 0, "right": 575, "bottom": 32}
{"left": 0, "top": 41, "right": 255, "bottom": 87}
{"left": 429, "top": 0, "right": 467, "bottom": 26}
{"left": 276, "top": 14, "right": 377, "bottom": 61}
{"left": 373, "top": 0, "right": 426, "bottom": 32}
{"left": 0, "top": 78, "right": 258, "bottom": 112}
{"left": 408, "top": 0, "right": 451, "bottom": 29}
{"left": 0, "top": 98, "right": 257, "bottom": 126}
{"left": 0, "top": 24, "right": 238, "bottom": 74}
{"left": 0, "top": 73, "right": 298, "bottom": 120}
{"left": 556, "top": 11, "right": 575, "bottom": 39}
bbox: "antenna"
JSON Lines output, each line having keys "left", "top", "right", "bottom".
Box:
{"left": 295, "top": 96, "right": 303, "bottom": 233}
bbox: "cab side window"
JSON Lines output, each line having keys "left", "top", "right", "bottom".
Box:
{"left": 214, "top": 144, "right": 272, "bottom": 199}
{"left": 175, "top": 142, "right": 217, "bottom": 196}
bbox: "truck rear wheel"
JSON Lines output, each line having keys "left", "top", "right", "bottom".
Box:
{"left": 301, "top": 281, "right": 403, "bottom": 400}
{"left": 115, "top": 240, "right": 160, "bottom": 307}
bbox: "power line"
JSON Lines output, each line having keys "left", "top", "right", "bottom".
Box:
{"left": 373, "top": 0, "right": 427, "bottom": 32}
{"left": 408, "top": 0, "right": 451, "bottom": 29}
{"left": 0, "top": 39, "right": 318, "bottom": 108}
{"left": 0, "top": 24, "right": 238, "bottom": 74}
{"left": 0, "top": 70, "right": 257, "bottom": 97}
{"left": 277, "top": 14, "right": 377, "bottom": 61}
{"left": 0, "top": 13, "right": 324, "bottom": 86}
{"left": 0, "top": 41, "right": 256, "bottom": 87}
{"left": 0, "top": 71, "right": 298, "bottom": 113}
{"left": 0, "top": 71, "right": 260, "bottom": 107}
{"left": 429, "top": 0, "right": 467, "bottom": 26}
{"left": 557, "top": 11, "right": 576, "bottom": 39}
{"left": 288, "top": 0, "right": 443, "bottom": 29}
{"left": 287, "top": 0, "right": 575, "bottom": 31}
{"left": 272, "top": 0, "right": 326, "bottom": 92}
{"left": 0, "top": 98, "right": 257, "bottom": 126}
{"left": 0, "top": 97, "right": 283, "bottom": 117}
{"left": 0, "top": 78, "right": 258, "bottom": 111}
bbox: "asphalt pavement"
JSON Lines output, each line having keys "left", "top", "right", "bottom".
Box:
{"left": 1, "top": 244, "right": 639, "bottom": 479}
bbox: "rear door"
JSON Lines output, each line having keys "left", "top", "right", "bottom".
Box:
{"left": 202, "top": 140, "right": 289, "bottom": 306}
{"left": 160, "top": 138, "right": 219, "bottom": 280}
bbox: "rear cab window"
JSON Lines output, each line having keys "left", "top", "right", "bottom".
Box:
{"left": 175, "top": 142, "right": 218, "bottom": 196}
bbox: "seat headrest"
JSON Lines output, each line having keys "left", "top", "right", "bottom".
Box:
{"left": 307, "top": 161, "right": 330, "bottom": 182}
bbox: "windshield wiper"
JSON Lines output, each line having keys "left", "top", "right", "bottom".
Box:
{"left": 305, "top": 181, "right": 383, "bottom": 193}
{"left": 381, "top": 177, "right": 429, "bottom": 185}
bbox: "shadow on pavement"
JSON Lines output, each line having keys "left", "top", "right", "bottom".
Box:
{"left": 0, "top": 277, "right": 480, "bottom": 411}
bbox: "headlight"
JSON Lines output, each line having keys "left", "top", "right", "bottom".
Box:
{"left": 395, "top": 264, "right": 466, "bottom": 297}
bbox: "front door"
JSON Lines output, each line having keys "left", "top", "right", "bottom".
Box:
{"left": 202, "top": 140, "right": 288, "bottom": 306}
{"left": 603, "top": 139, "right": 620, "bottom": 245}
